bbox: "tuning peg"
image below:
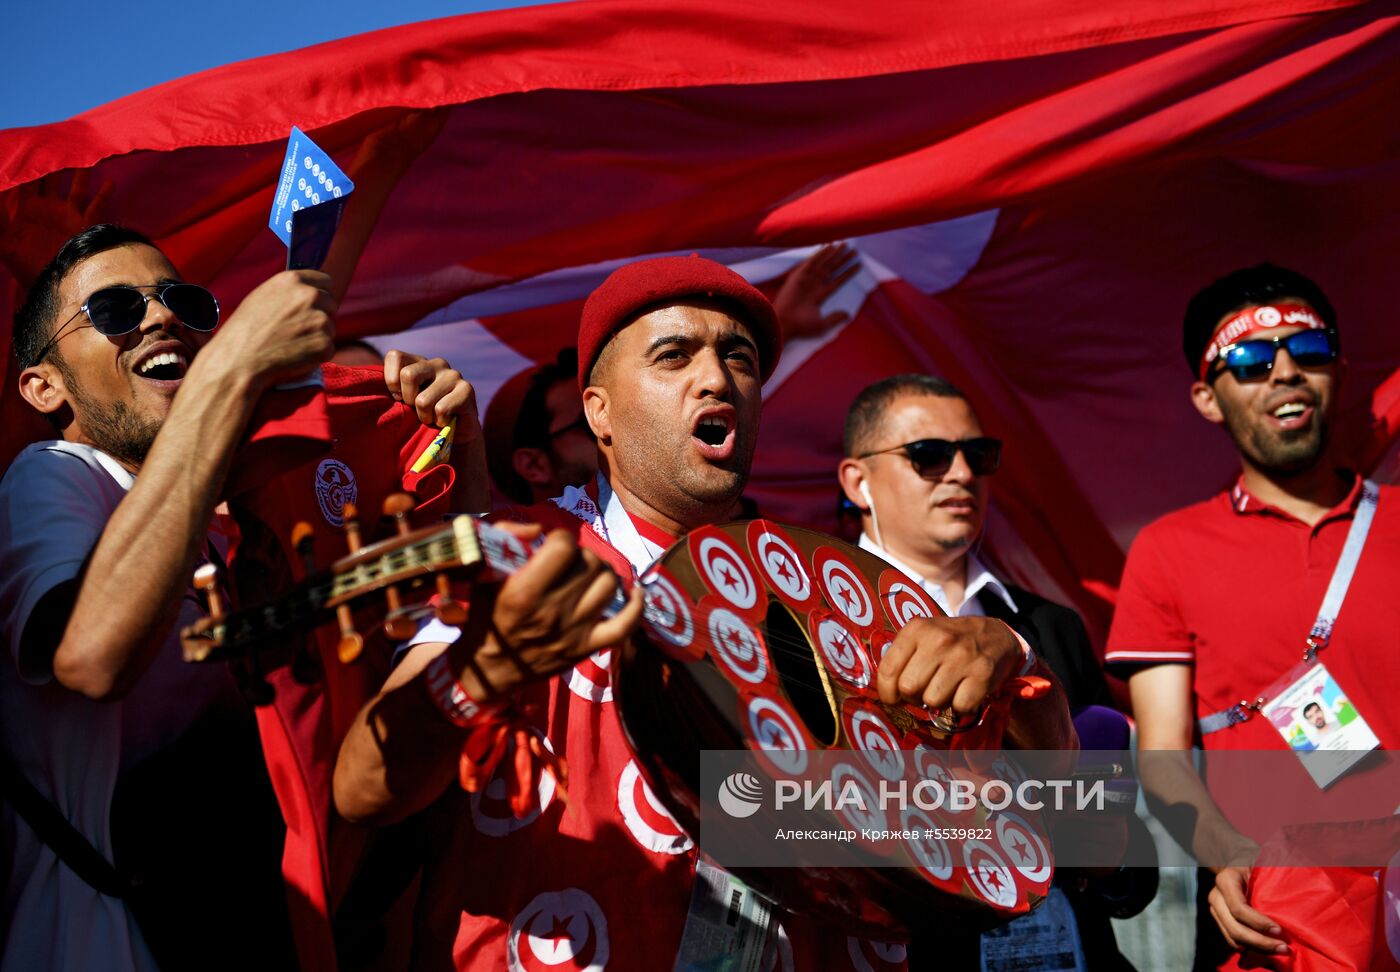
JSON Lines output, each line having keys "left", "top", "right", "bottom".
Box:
{"left": 343, "top": 503, "right": 363, "bottom": 552}
{"left": 380, "top": 493, "right": 418, "bottom": 636}
{"left": 336, "top": 615, "right": 364, "bottom": 664}
{"left": 384, "top": 493, "right": 416, "bottom": 535}
{"left": 193, "top": 563, "right": 224, "bottom": 621}
{"left": 384, "top": 610, "right": 420, "bottom": 641}
{"left": 434, "top": 574, "right": 467, "bottom": 625}
{"left": 291, "top": 521, "right": 316, "bottom": 577}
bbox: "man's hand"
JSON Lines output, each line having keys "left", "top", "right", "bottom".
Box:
{"left": 772, "top": 242, "right": 861, "bottom": 340}
{"left": 451, "top": 526, "right": 644, "bottom": 701}
{"left": 1209, "top": 863, "right": 1288, "bottom": 957}
{"left": 876, "top": 615, "right": 1022, "bottom": 713}
{"left": 197, "top": 269, "right": 337, "bottom": 392}
{"left": 878, "top": 616, "right": 1075, "bottom": 756}
{"left": 383, "top": 350, "right": 480, "bottom": 431}
{"left": 382, "top": 350, "right": 489, "bottom": 510}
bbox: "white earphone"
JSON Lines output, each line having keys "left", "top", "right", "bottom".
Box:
{"left": 858, "top": 480, "right": 883, "bottom": 548}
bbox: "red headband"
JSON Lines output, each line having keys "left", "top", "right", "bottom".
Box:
{"left": 1198, "top": 301, "right": 1327, "bottom": 380}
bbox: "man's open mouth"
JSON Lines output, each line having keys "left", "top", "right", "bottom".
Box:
{"left": 132, "top": 344, "right": 191, "bottom": 385}
{"left": 1267, "top": 397, "right": 1314, "bottom": 430}
{"left": 691, "top": 409, "right": 737, "bottom": 460}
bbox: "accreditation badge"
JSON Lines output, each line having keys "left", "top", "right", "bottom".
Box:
{"left": 979, "top": 886, "right": 1085, "bottom": 972}
{"left": 673, "top": 856, "right": 775, "bottom": 971}
{"left": 1258, "top": 660, "right": 1379, "bottom": 789}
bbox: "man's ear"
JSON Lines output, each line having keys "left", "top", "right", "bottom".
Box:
{"left": 837, "top": 458, "right": 870, "bottom": 510}
{"left": 582, "top": 386, "right": 611, "bottom": 443}
{"left": 1189, "top": 380, "right": 1225, "bottom": 426}
{"left": 511, "top": 447, "right": 553, "bottom": 488}
{"left": 19, "top": 363, "right": 71, "bottom": 420}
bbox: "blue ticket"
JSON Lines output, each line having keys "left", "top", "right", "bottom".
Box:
{"left": 268, "top": 126, "right": 355, "bottom": 249}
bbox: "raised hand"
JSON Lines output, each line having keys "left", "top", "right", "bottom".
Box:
{"left": 772, "top": 242, "right": 861, "bottom": 340}
{"left": 194, "top": 269, "right": 337, "bottom": 392}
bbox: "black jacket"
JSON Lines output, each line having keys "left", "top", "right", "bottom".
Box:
{"left": 910, "top": 584, "right": 1156, "bottom": 971}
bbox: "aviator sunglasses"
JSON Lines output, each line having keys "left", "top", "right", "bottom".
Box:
{"left": 1211, "top": 329, "right": 1339, "bottom": 382}
{"left": 859, "top": 436, "right": 1002, "bottom": 478}
{"left": 34, "top": 283, "right": 220, "bottom": 364}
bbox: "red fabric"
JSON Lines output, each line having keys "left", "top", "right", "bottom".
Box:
{"left": 1239, "top": 866, "right": 1386, "bottom": 972}
{"left": 224, "top": 382, "right": 333, "bottom": 498}
{"left": 1233, "top": 817, "right": 1400, "bottom": 972}
{"left": 576, "top": 254, "right": 781, "bottom": 390}
{"left": 626, "top": 509, "right": 679, "bottom": 549}
{"left": 4, "top": 1, "right": 1400, "bottom": 650}
{"left": 227, "top": 364, "right": 453, "bottom": 970}
{"left": 413, "top": 501, "right": 904, "bottom": 971}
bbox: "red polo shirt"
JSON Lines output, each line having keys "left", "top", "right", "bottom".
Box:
{"left": 1106, "top": 473, "right": 1400, "bottom": 830}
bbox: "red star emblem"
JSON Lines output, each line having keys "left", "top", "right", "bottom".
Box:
{"left": 1009, "top": 834, "right": 1030, "bottom": 863}
{"left": 719, "top": 564, "right": 738, "bottom": 590}
{"left": 984, "top": 868, "right": 1005, "bottom": 891}
{"left": 544, "top": 914, "right": 573, "bottom": 949}
{"left": 774, "top": 556, "right": 794, "bottom": 582}
{"left": 759, "top": 723, "right": 792, "bottom": 749}
{"left": 835, "top": 582, "right": 856, "bottom": 611}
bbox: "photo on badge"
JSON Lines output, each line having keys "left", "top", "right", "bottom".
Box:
{"left": 1261, "top": 662, "right": 1379, "bottom": 788}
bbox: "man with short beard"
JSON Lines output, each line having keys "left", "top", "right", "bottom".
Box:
{"left": 0, "top": 224, "right": 476, "bottom": 971}
{"left": 333, "top": 254, "right": 1075, "bottom": 971}
{"left": 1105, "top": 264, "right": 1400, "bottom": 968}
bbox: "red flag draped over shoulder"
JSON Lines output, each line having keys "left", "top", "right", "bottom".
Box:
{"left": 4, "top": 1, "right": 1400, "bottom": 967}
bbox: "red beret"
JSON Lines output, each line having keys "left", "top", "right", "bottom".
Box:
{"left": 577, "top": 255, "right": 781, "bottom": 391}
{"left": 482, "top": 364, "right": 543, "bottom": 503}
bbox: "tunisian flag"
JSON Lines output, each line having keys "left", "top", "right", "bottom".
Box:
{"left": 3, "top": 1, "right": 1400, "bottom": 968}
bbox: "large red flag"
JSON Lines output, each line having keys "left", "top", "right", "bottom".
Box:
{"left": 3, "top": 0, "right": 1398, "bottom": 637}
{"left": 4, "top": 2, "right": 1400, "bottom": 965}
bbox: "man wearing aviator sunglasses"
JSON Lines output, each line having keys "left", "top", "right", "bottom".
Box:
{"left": 0, "top": 224, "right": 481, "bottom": 971}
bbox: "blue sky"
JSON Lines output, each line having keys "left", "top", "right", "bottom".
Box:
{"left": 3, "top": 0, "right": 548, "bottom": 130}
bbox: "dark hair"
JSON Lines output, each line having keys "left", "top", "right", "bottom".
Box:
{"left": 1183, "top": 263, "right": 1337, "bottom": 376}
{"left": 499, "top": 348, "right": 580, "bottom": 504}
{"left": 1303, "top": 701, "right": 1322, "bottom": 715}
{"left": 14, "top": 224, "right": 156, "bottom": 370}
{"left": 843, "top": 373, "right": 967, "bottom": 457}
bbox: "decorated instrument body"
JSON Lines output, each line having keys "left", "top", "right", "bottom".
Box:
{"left": 181, "top": 505, "right": 1053, "bottom": 936}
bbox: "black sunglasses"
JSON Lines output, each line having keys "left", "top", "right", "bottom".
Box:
{"left": 1210, "top": 329, "right": 1339, "bottom": 383}
{"left": 859, "top": 437, "right": 1002, "bottom": 478}
{"left": 546, "top": 416, "right": 593, "bottom": 439}
{"left": 35, "top": 284, "right": 220, "bottom": 364}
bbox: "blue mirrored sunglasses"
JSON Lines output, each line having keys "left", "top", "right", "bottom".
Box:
{"left": 1214, "top": 329, "right": 1338, "bottom": 382}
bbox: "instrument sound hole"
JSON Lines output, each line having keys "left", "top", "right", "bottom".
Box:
{"left": 764, "top": 601, "right": 838, "bottom": 746}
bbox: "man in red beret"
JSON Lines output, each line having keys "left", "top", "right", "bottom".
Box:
{"left": 334, "top": 254, "right": 1075, "bottom": 971}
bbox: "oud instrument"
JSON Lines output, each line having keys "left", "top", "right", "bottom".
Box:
{"left": 182, "top": 496, "right": 1054, "bottom": 936}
